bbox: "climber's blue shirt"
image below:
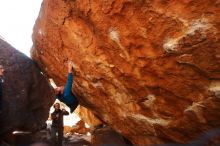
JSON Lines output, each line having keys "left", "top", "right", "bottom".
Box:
{"left": 56, "top": 73, "right": 79, "bottom": 112}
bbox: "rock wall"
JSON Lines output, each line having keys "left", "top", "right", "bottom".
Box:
{"left": 75, "top": 106, "right": 103, "bottom": 127}
{"left": 0, "top": 39, "right": 53, "bottom": 137}
{"left": 31, "top": 0, "right": 220, "bottom": 145}
{"left": 91, "top": 126, "right": 129, "bottom": 146}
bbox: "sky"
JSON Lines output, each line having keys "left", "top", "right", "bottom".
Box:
{"left": 0, "top": 0, "right": 43, "bottom": 56}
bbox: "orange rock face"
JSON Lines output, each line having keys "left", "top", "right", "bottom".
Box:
{"left": 75, "top": 105, "right": 103, "bottom": 127}
{"left": 64, "top": 120, "right": 90, "bottom": 135}
{"left": 31, "top": 0, "right": 220, "bottom": 145}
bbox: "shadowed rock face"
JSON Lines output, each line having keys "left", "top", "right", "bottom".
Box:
{"left": 0, "top": 39, "right": 53, "bottom": 136}
{"left": 31, "top": 0, "right": 220, "bottom": 145}
{"left": 91, "top": 126, "right": 129, "bottom": 146}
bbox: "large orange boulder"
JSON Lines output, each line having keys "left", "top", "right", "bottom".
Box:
{"left": 31, "top": 0, "right": 220, "bottom": 145}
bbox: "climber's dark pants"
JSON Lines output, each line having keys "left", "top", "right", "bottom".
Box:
{"left": 0, "top": 81, "right": 2, "bottom": 112}
{"left": 0, "top": 96, "right": 2, "bottom": 112}
{"left": 51, "top": 126, "right": 64, "bottom": 146}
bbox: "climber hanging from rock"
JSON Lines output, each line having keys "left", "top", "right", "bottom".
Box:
{"left": 54, "top": 61, "right": 79, "bottom": 113}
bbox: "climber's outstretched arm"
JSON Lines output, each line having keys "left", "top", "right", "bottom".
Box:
{"left": 62, "top": 109, "right": 69, "bottom": 115}
{"left": 64, "top": 61, "right": 74, "bottom": 95}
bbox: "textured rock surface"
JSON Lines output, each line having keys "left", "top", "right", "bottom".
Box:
{"left": 0, "top": 39, "right": 53, "bottom": 136}
{"left": 64, "top": 120, "right": 90, "bottom": 134}
{"left": 32, "top": 0, "right": 220, "bottom": 145}
{"left": 91, "top": 126, "right": 128, "bottom": 146}
{"left": 75, "top": 106, "right": 103, "bottom": 127}
{"left": 65, "top": 135, "right": 91, "bottom": 146}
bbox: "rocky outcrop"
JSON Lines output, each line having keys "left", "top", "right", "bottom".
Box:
{"left": 64, "top": 120, "right": 90, "bottom": 135}
{"left": 65, "top": 135, "right": 91, "bottom": 146}
{"left": 0, "top": 39, "right": 53, "bottom": 137}
{"left": 91, "top": 126, "right": 129, "bottom": 146}
{"left": 75, "top": 106, "right": 103, "bottom": 127}
{"left": 31, "top": 0, "right": 220, "bottom": 145}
